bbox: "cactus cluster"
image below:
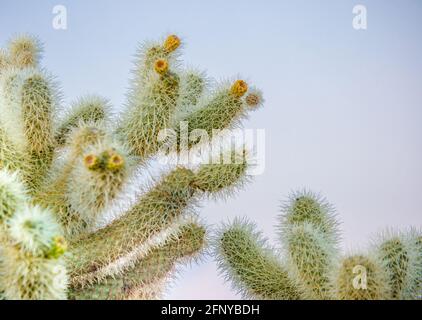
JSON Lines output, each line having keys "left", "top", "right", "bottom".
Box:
{"left": 0, "top": 34, "right": 263, "bottom": 299}
{"left": 216, "top": 190, "right": 422, "bottom": 300}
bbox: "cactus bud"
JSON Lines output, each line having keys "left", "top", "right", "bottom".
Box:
{"left": 154, "top": 59, "right": 168, "bottom": 75}
{"left": 230, "top": 80, "right": 248, "bottom": 97}
{"left": 163, "top": 34, "right": 181, "bottom": 53}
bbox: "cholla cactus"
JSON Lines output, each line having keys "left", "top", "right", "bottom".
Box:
{"left": 216, "top": 190, "right": 422, "bottom": 300}
{"left": 0, "top": 34, "right": 263, "bottom": 299}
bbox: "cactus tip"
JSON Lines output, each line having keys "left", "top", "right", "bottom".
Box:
{"left": 163, "top": 34, "right": 181, "bottom": 53}
{"left": 231, "top": 80, "right": 248, "bottom": 97}
{"left": 154, "top": 59, "right": 169, "bottom": 75}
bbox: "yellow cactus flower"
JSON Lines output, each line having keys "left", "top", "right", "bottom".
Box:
{"left": 154, "top": 59, "right": 169, "bottom": 75}
{"left": 230, "top": 80, "right": 248, "bottom": 97}
{"left": 163, "top": 34, "right": 181, "bottom": 53}
{"left": 107, "top": 153, "right": 124, "bottom": 171}
{"left": 48, "top": 236, "right": 67, "bottom": 259}
{"left": 84, "top": 154, "right": 99, "bottom": 170}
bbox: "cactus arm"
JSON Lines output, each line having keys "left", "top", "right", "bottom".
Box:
{"left": 66, "top": 138, "right": 133, "bottom": 228}
{"left": 7, "top": 35, "right": 42, "bottom": 69}
{"left": 67, "top": 167, "right": 197, "bottom": 286}
{"left": 375, "top": 231, "right": 422, "bottom": 299}
{"left": 0, "top": 169, "right": 27, "bottom": 222}
{"left": 119, "top": 63, "right": 180, "bottom": 160}
{"left": 282, "top": 222, "right": 338, "bottom": 299}
{"left": 35, "top": 122, "right": 110, "bottom": 238}
{"left": 278, "top": 191, "right": 340, "bottom": 299}
{"left": 0, "top": 128, "right": 26, "bottom": 174}
{"left": 193, "top": 149, "right": 249, "bottom": 194}
{"left": 1, "top": 206, "right": 68, "bottom": 300}
{"left": 174, "top": 80, "right": 259, "bottom": 150}
{"left": 278, "top": 190, "right": 340, "bottom": 240}
{"left": 0, "top": 170, "right": 67, "bottom": 300}
{"left": 216, "top": 219, "right": 302, "bottom": 300}
{"left": 0, "top": 68, "right": 58, "bottom": 191}
{"left": 118, "top": 35, "right": 182, "bottom": 161}
{"left": 131, "top": 34, "right": 181, "bottom": 89}
{"left": 69, "top": 221, "right": 205, "bottom": 300}
{"left": 333, "top": 254, "right": 391, "bottom": 300}
{"left": 55, "top": 95, "right": 110, "bottom": 146}
{"left": 68, "top": 152, "right": 249, "bottom": 287}
{"left": 0, "top": 49, "right": 10, "bottom": 75}
{"left": 172, "top": 70, "right": 207, "bottom": 121}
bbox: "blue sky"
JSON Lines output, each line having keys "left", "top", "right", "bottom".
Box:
{"left": 1, "top": 0, "right": 421, "bottom": 299}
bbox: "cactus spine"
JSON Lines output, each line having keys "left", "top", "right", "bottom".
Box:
{"left": 0, "top": 34, "right": 262, "bottom": 299}
{"left": 216, "top": 190, "right": 421, "bottom": 300}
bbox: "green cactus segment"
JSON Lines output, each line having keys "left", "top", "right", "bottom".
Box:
{"left": 133, "top": 35, "right": 181, "bottom": 87}
{"left": 177, "top": 71, "right": 207, "bottom": 112}
{"left": 278, "top": 192, "right": 339, "bottom": 299}
{"left": 69, "top": 222, "right": 205, "bottom": 300}
{"left": 68, "top": 167, "right": 197, "bottom": 286}
{"left": 0, "top": 170, "right": 27, "bottom": 221}
{"left": 0, "top": 127, "right": 26, "bottom": 172}
{"left": 280, "top": 191, "right": 339, "bottom": 240}
{"left": 0, "top": 49, "right": 9, "bottom": 72}
{"left": 376, "top": 233, "right": 422, "bottom": 299}
{"left": 414, "top": 236, "right": 422, "bottom": 294}
{"left": 283, "top": 222, "right": 336, "bottom": 299}
{"left": 66, "top": 139, "right": 133, "bottom": 227}
{"left": 193, "top": 149, "right": 248, "bottom": 194}
{"left": 55, "top": 96, "right": 110, "bottom": 146}
{"left": 35, "top": 122, "right": 110, "bottom": 239}
{"left": 217, "top": 220, "right": 301, "bottom": 299}
{"left": 120, "top": 67, "right": 180, "bottom": 160}
{"left": 20, "top": 73, "right": 56, "bottom": 190}
{"left": 0, "top": 68, "right": 57, "bottom": 191}
{"left": 7, "top": 35, "right": 42, "bottom": 69}
{"left": 0, "top": 245, "right": 68, "bottom": 299}
{"left": 334, "top": 254, "right": 390, "bottom": 300}
{"left": 0, "top": 185, "right": 67, "bottom": 300}
{"left": 175, "top": 86, "right": 246, "bottom": 149}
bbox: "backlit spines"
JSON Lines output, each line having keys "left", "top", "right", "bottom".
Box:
{"left": 0, "top": 172, "right": 67, "bottom": 300}
{"left": 333, "top": 254, "right": 391, "bottom": 300}
{"left": 69, "top": 220, "right": 205, "bottom": 300}
{"left": 279, "top": 190, "right": 339, "bottom": 240}
{"left": 193, "top": 149, "right": 249, "bottom": 195}
{"left": 216, "top": 191, "right": 421, "bottom": 300}
{"left": 216, "top": 219, "right": 302, "bottom": 299}
{"left": 174, "top": 80, "right": 256, "bottom": 150}
{"left": 0, "top": 67, "right": 59, "bottom": 191}
{"left": 66, "top": 139, "right": 133, "bottom": 228}
{"left": 0, "top": 49, "right": 9, "bottom": 73}
{"left": 1, "top": 244, "right": 68, "bottom": 299}
{"left": 68, "top": 167, "right": 198, "bottom": 287}
{"left": 119, "top": 58, "right": 180, "bottom": 160}
{"left": 375, "top": 230, "right": 422, "bottom": 299}
{"left": 282, "top": 222, "right": 337, "bottom": 299}
{"left": 55, "top": 95, "right": 110, "bottom": 146}
{"left": 279, "top": 191, "right": 339, "bottom": 299}
{"left": 0, "top": 169, "right": 27, "bottom": 221}
{"left": 7, "top": 35, "right": 42, "bottom": 69}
